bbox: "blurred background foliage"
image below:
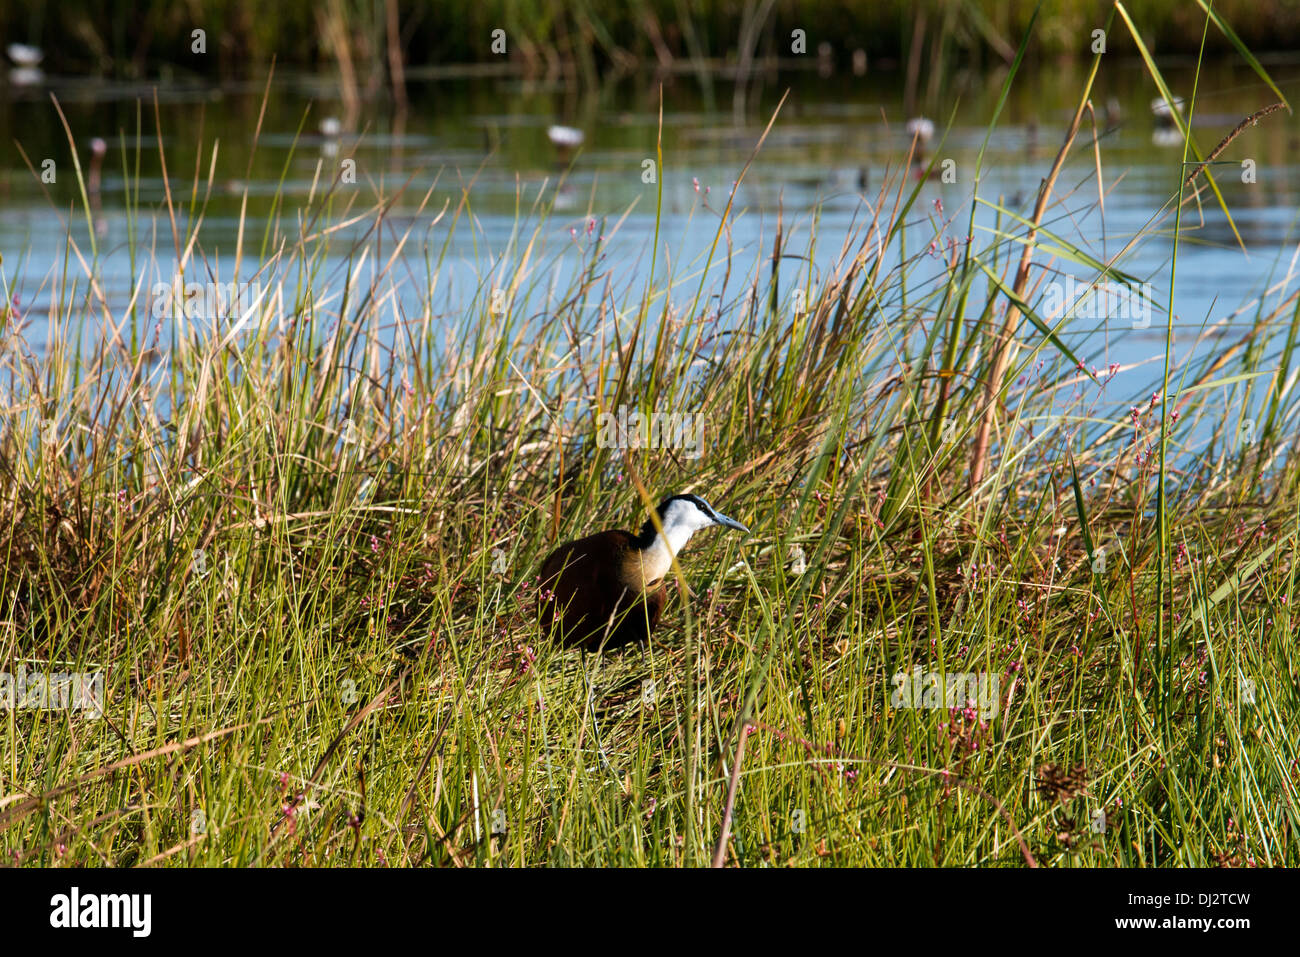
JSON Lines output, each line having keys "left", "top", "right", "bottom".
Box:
{"left": 3, "top": 0, "right": 1300, "bottom": 81}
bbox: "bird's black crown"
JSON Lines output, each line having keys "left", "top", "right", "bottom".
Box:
{"left": 658, "top": 493, "right": 717, "bottom": 519}
{"left": 635, "top": 493, "right": 717, "bottom": 546}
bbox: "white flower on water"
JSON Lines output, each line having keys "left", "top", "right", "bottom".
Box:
{"left": 547, "top": 125, "right": 584, "bottom": 148}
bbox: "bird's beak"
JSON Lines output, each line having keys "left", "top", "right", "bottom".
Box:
{"left": 713, "top": 512, "right": 750, "bottom": 534}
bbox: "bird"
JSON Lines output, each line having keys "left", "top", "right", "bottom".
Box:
{"left": 538, "top": 493, "right": 749, "bottom": 653}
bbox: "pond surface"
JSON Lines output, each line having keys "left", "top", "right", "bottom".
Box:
{"left": 2, "top": 58, "right": 1299, "bottom": 403}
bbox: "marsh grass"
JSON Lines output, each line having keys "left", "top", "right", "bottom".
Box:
{"left": 2, "top": 5, "right": 1299, "bottom": 867}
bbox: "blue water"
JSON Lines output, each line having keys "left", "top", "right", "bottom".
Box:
{"left": 2, "top": 59, "right": 1299, "bottom": 455}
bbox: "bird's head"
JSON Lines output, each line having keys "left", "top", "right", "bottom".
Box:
{"left": 639, "top": 492, "right": 749, "bottom": 555}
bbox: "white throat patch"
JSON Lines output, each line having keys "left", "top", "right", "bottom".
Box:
{"left": 638, "top": 498, "right": 714, "bottom": 581}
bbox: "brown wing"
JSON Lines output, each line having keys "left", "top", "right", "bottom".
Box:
{"left": 538, "top": 531, "right": 646, "bottom": 649}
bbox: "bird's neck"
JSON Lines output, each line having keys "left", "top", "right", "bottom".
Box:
{"left": 634, "top": 520, "right": 697, "bottom": 584}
